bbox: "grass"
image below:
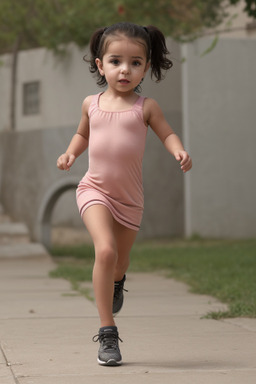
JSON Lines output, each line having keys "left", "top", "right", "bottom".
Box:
{"left": 49, "top": 248, "right": 94, "bottom": 301}
{"left": 49, "top": 238, "right": 256, "bottom": 319}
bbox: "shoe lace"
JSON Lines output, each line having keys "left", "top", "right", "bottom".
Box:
{"left": 114, "top": 281, "right": 128, "bottom": 299}
{"left": 92, "top": 332, "right": 123, "bottom": 349}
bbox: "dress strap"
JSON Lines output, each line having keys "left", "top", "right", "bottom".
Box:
{"left": 88, "top": 93, "right": 101, "bottom": 117}
{"left": 133, "top": 96, "right": 146, "bottom": 113}
{"left": 132, "top": 96, "right": 146, "bottom": 124}
{"left": 134, "top": 96, "right": 145, "bottom": 108}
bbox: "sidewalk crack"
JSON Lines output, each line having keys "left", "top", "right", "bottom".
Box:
{"left": 0, "top": 342, "right": 21, "bottom": 384}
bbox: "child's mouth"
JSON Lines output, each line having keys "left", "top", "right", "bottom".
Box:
{"left": 119, "top": 79, "right": 130, "bottom": 84}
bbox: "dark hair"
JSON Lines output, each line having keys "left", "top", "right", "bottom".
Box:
{"left": 84, "top": 22, "right": 173, "bottom": 88}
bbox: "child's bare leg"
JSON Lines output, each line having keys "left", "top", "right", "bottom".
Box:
{"left": 82, "top": 205, "right": 138, "bottom": 326}
{"left": 113, "top": 220, "right": 137, "bottom": 282}
{"left": 82, "top": 205, "right": 117, "bottom": 327}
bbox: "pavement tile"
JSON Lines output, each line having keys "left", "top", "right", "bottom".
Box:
{"left": 121, "top": 273, "right": 228, "bottom": 317}
{"left": 0, "top": 349, "right": 16, "bottom": 384}
{"left": 0, "top": 372, "right": 15, "bottom": 384}
{"left": 17, "top": 371, "right": 256, "bottom": 384}
{"left": 0, "top": 259, "right": 96, "bottom": 320}
{"left": 223, "top": 318, "right": 256, "bottom": 332}
{"left": 0, "top": 244, "right": 48, "bottom": 259}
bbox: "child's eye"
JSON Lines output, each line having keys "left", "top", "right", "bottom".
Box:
{"left": 110, "top": 59, "right": 120, "bottom": 65}
{"left": 133, "top": 60, "right": 143, "bottom": 66}
{"left": 133, "top": 61, "right": 141, "bottom": 66}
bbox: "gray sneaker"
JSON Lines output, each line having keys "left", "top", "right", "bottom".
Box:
{"left": 93, "top": 326, "right": 123, "bottom": 366}
{"left": 113, "top": 275, "right": 127, "bottom": 316}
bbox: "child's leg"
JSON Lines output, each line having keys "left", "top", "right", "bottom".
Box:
{"left": 82, "top": 204, "right": 137, "bottom": 366}
{"left": 82, "top": 204, "right": 137, "bottom": 326}
{"left": 113, "top": 219, "right": 137, "bottom": 282}
{"left": 82, "top": 204, "right": 117, "bottom": 327}
{"left": 112, "top": 220, "right": 137, "bottom": 316}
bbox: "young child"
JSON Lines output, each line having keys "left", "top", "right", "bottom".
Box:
{"left": 57, "top": 22, "right": 192, "bottom": 366}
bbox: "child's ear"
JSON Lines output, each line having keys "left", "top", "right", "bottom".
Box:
{"left": 95, "top": 58, "right": 104, "bottom": 75}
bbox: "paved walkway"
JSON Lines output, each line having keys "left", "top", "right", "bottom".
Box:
{"left": 0, "top": 207, "right": 256, "bottom": 383}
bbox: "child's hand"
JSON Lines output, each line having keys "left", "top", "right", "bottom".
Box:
{"left": 174, "top": 150, "right": 192, "bottom": 173}
{"left": 56, "top": 153, "right": 76, "bottom": 171}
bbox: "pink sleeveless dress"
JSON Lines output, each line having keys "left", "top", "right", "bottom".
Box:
{"left": 76, "top": 92, "right": 148, "bottom": 231}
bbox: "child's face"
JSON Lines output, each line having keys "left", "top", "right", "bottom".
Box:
{"left": 96, "top": 36, "right": 150, "bottom": 93}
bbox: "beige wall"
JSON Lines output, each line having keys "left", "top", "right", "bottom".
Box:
{"left": 182, "top": 37, "right": 256, "bottom": 238}
{"left": 0, "top": 44, "right": 97, "bottom": 132}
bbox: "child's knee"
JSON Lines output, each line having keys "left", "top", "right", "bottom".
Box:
{"left": 96, "top": 244, "right": 117, "bottom": 268}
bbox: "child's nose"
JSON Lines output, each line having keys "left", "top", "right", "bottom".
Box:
{"left": 120, "top": 64, "right": 130, "bottom": 74}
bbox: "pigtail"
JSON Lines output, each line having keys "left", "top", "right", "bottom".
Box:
{"left": 83, "top": 27, "right": 107, "bottom": 87}
{"left": 146, "top": 25, "right": 173, "bottom": 82}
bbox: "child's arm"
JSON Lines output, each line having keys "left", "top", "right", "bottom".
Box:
{"left": 57, "top": 96, "right": 92, "bottom": 171}
{"left": 144, "top": 98, "right": 192, "bottom": 173}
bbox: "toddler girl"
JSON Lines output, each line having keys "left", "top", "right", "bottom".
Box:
{"left": 57, "top": 22, "right": 192, "bottom": 366}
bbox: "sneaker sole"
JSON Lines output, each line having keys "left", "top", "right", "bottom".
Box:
{"left": 113, "top": 309, "right": 121, "bottom": 317}
{"left": 98, "top": 358, "right": 122, "bottom": 366}
{"left": 113, "top": 302, "right": 123, "bottom": 317}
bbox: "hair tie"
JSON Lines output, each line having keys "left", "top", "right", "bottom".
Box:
{"left": 143, "top": 26, "right": 149, "bottom": 34}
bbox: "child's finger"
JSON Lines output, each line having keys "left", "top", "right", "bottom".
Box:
{"left": 179, "top": 153, "right": 189, "bottom": 165}
{"left": 181, "top": 158, "right": 192, "bottom": 172}
{"left": 67, "top": 154, "right": 76, "bottom": 168}
{"left": 57, "top": 154, "right": 69, "bottom": 170}
{"left": 175, "top": 153, "right": 181, "bottom": 162}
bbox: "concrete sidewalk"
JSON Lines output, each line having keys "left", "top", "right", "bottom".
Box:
{"left": 0, "top": 212, "right": 256, "bottom": 383}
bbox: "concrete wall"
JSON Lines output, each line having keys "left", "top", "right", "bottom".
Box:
{"left": 0, "top": 44, "right": 95, "bottom": 131}
{"left": 182, "top": 38, "right": 256, "bottom": 238}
